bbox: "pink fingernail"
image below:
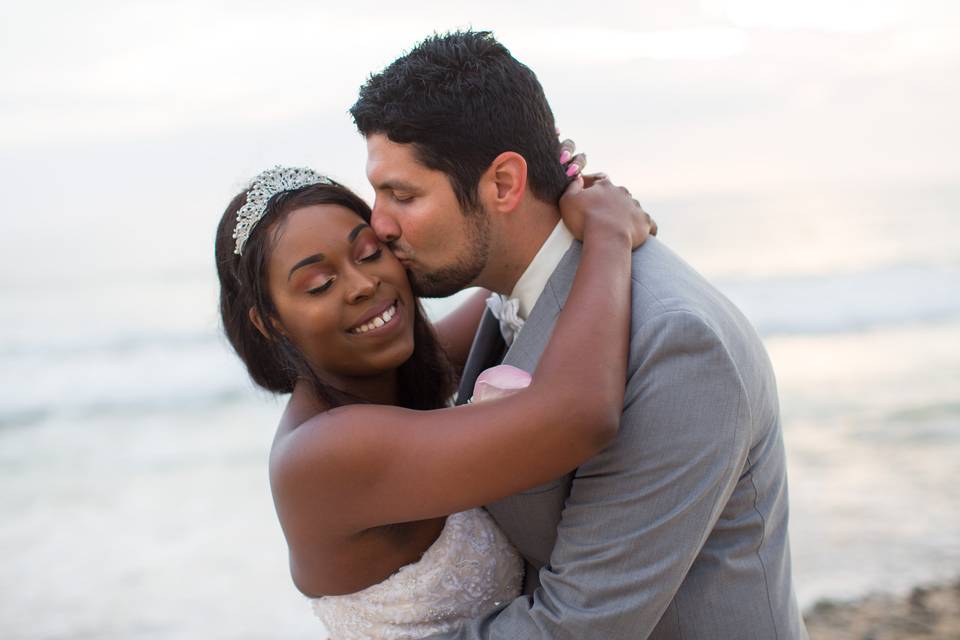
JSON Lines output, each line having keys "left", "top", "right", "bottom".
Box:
{"left": 566, "top": 163, "right": 580, "bottom": 177}
{"left": 559, "top": 150, "right": 572, "bottom": 164}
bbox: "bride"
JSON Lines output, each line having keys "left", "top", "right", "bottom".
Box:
{"left": 214, "top": 164, "right": 651, "bottom": 638}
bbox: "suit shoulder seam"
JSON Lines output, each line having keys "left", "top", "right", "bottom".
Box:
{"left": 630, "top": 307, "right": 755, "bottom": 428}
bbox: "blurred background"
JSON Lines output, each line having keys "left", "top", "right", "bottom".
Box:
{"left": 1, "top": 1, "right": 958, "bottom": 638}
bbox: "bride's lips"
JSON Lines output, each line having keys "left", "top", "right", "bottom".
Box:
{"left": 346, "top": 298, "right": 403, "bottom": 337}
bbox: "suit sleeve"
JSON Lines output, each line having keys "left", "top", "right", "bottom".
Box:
{"left": 431, "top": 309, "right": 752, "bottom": 639}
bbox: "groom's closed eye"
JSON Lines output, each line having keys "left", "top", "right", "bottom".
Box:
{"left": 375, "top": 179, "right": 420, "bottom": 201}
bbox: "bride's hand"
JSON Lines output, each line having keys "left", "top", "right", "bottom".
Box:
{"left": 559, "top": 173, "right": 657, "bottom": 249}
{"left": 559, "top": 137, "right": 587, "bottom": 178}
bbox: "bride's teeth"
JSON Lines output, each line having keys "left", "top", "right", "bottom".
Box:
{"left": 351, "top": 302, "right": 397, "bottom": 335}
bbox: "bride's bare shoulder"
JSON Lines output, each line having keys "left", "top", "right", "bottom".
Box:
{"left": 268, "top": 394, "right": 409, "bottom": 504}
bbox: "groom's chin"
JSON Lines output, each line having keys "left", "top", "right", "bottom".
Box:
{"left": 407, "top": 269, "right": 473, "bottom": 299}
{"left": 409, "top": 278, "right": 459, "bottom": 299}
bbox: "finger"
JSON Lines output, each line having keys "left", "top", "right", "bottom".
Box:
{"left": 561, "top": 173, "right": 585, "bottom": 197}
{"left": 581, "top": 172, "right": 608, "bottom": 188}
{"left": 645, "top": 211, "right": 658, "bottom": 236}
{"left": 634, "top": 200, "right": 650, "bottom": 222}
{"left": 568, "top": 152, "right": 586, "bottom": 176}
{"left": 559, "top": 138, "right": 576, "bottom": 165}
{"left": 565, "top": 155, "right": 586, "bottom": 177}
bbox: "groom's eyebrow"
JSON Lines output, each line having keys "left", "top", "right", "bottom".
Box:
{"left": 377, "top": 179, "right": 417, "bottom": 192}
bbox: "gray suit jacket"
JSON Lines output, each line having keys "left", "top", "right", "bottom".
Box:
{"left": 435, "top": 238, "right": 807, "bottom": 639}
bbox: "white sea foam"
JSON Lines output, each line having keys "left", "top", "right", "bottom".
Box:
{"left": 2, "top": 261, "right": 956, "bottom": 426}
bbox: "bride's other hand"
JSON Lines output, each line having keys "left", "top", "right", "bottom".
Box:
{"left": 559, "top": 174, "right": 657, "bottom": 250}
{"left": 558, "top": 137, "right": 587, "bottom": 178}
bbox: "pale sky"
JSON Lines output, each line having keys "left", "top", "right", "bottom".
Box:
{"left": 1, "top": 0, "right": 957, "bottom": 282}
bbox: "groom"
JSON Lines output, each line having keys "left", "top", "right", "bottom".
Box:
{"left": 351, "top": 31, "right": 807, "bottom": 639}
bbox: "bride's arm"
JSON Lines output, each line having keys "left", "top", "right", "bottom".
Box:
{"left": 271, "top": 176, "right": 643, "bottom": 532}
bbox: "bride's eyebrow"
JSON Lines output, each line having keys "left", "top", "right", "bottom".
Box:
{"left": 288, "top": 253, "right": 326, "bottom": 281}
{"left": 347, "top": 223, "right": 370, "bottom": 242}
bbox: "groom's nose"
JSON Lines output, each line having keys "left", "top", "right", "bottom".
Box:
{"left": 371, "top": 203, "right": 401, "bottom": 244}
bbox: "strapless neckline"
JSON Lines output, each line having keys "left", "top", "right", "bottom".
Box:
{"left": 311, "top": 508, "right": 522, "bottom": 639}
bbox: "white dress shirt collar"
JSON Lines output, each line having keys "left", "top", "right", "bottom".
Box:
{"left": 509, "top": 220, "right": 575, "bottom": 320}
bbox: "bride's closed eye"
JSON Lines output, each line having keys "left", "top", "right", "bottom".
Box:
{"left": 307, "top": 278, "right": 336, "bottom": 295}
{"left": 306, "top": 247, "right": 381, "bottom": 295}
{"left": 359, "top": 247, "right": 383, "bottom": 262}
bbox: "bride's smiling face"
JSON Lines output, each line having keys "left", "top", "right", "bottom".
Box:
{"left": 263, "top": 204, "right": 416, "bottom": 384}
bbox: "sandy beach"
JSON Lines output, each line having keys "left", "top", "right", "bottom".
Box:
{"left": 804, "top": 579, "right": 960, "bottom": 639}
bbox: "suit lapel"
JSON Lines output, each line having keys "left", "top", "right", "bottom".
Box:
{"left": 502, "top": 242, "right": 580, "bottom": 373}
{"left": 482, "top": 243, "right": 583, "bottom": 571}
{"left": 456, "top": 235, "right": 577, "bottom": 403}
{"left": 455, "top": 309, "right": 507, "bottom": 405}
{"left": 457, "top": 242, "right": 582, "bottom": 398}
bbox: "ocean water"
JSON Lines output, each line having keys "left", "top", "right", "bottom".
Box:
{"left": 1, "top": 184, "right": 958, "bottom": 638}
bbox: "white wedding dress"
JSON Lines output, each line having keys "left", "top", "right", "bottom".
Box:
{"left": 311, "top": 508, "right": 523, "bottom": 639}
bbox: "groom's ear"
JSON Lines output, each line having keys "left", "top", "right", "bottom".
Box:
{"left": 481, "top": 151, "right": 527, "bottom": 214}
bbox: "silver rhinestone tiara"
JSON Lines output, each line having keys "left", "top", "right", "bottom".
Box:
{"left": 233, "top": 166, "right": 333, "bottom": 255}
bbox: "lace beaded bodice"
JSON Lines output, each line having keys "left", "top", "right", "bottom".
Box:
{"left": 311, "top": 509, "right": 523, "bottom": 639}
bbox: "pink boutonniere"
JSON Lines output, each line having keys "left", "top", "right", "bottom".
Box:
{"left": 470, "top": 365, "right": 532, "bottom": 403}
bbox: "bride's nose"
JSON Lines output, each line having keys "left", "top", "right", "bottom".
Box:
{"left": 345, "top": 267, "right": 380, "bottom": 304}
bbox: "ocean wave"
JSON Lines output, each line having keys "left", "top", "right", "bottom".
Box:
{"left": 0, "top": 390, "right": 254, "bottom": 429}
{"left": 0, "top": 329, "right": 220, "bottom": 359}
{"left": 1, "top": 263, "right": 956, "bottom": 426}
{"left": 717, "top": 263, "right": 960, "bottom": 336}
{"left": 0, "top": 340, "right": 261, "bottom": 428}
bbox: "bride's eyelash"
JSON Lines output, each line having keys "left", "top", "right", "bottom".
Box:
{"left": 304, "top": 245, "right": 380, "bottom": 295}
{"left": 360, "top": 248, "right": 383, "bottom": 262}
{"left": 307, "top": 279, "right": 335, "bottom": 295}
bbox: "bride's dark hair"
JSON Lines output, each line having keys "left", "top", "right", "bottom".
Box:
{"left": 215, "top": 179, "right": 455, "bottom": 410}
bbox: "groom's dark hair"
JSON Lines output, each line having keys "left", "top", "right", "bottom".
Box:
{"left": 350, "top": 30, "right": 568, "bottom": 211}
